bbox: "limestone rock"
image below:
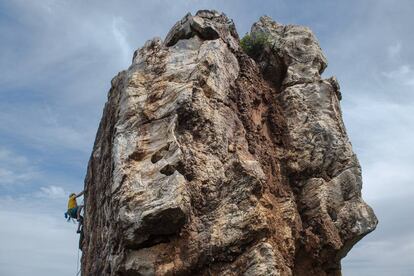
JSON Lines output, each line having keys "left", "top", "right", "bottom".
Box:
{"left": 81, "top": 10, "right": 377, "bottom": 276}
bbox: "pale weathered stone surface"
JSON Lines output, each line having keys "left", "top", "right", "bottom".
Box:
{"left": 81, "top": 10, "right": 377, "bottom": 276}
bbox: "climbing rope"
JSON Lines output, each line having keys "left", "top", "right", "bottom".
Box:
{"left": 76, "top": 247, "right": 81, "bottom": 276}
{"left": 76, "top": 198, "right": 84, "bottom": 276}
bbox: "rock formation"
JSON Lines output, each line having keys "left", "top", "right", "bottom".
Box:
{"left": 81, "top": 10, "right": 377, "bottom": 276}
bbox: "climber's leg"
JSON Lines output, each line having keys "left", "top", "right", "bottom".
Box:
{"left": 77, "top": 221, "right": 82, "bottom": 234}
{"left": 77, "top": 205, "right": 84, "bottom": 220}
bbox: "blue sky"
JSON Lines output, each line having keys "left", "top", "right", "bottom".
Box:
{"left": 0, "top": 1, "right": 413, "bottom": 275}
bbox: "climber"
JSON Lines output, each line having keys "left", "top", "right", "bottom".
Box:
{"left": 66, "top": 190, "right": 85, "bottom": 234}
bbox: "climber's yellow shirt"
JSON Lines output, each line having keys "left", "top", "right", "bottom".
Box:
{"left": 68, "top": 195, "right": 77, "bottom": 209}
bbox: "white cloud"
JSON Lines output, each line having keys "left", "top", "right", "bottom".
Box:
{"left": 112, "top": 16, "right": 132, "bottom": 65}
{"left": 343, "top": 195, "right": 414, "bottom": 276}
{"left": 388, "top": 42, "right": 402, "bottom": 59}
{"left": 0, "top": 148, "right": 39, "bottom": 185}
{"left": 343, "top": 238, "right": 414, "bottom": 275}
{"left": 37, "top": 185, "right": 67, "bottom": 199}
{"left": 342, "top": 96, "right": 414, "bottom": 202}
{"left": 0, "top": 103, "right": 93, "bottom": 153}
{"left": 0, "top": 198, "right": 80, "bottom": 276}
{"left": 363, "top": 161, "right": 413, "bottom": 201}
{"left": 382, "top": 64, "right": 414, "bottom": 87}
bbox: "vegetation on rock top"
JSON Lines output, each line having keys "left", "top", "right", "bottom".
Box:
{"left": 240, "top": 33, "right": 271, "bottom": 58}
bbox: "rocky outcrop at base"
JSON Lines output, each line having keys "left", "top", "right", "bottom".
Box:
{"left": 81, "top": 10, "right": 377, "bottom": 276}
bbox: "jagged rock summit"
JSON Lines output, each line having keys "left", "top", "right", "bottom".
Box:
{"left": 82, "top": 10, "right": 377, "bottom": 276}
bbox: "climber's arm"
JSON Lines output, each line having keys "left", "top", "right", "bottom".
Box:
{"left": 76, "top": 190, "right": 85, "bottom": 198}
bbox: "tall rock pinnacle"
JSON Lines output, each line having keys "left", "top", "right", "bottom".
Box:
{"left": 81, "top": 10, "right": 377, "bottom": 275}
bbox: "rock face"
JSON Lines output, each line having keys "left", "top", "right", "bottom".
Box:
{"left": 81, "top": 10, "right": 377, "bottom": 276}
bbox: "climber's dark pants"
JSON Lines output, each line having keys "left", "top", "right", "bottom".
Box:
{"left": 68, "top": 206, "right": 84, "bottom": 233}
{"left": 68, "top": 207, "right": 78, "bottom": 219}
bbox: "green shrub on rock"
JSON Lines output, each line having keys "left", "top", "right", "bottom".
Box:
{"left": 240, "top": 33, "right": 271, "bottom": 58}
